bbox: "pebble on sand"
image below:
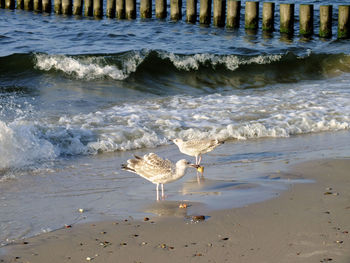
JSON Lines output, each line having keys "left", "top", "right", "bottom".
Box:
{"left": 191, "top": 215, "right": 206, "bottom": 222}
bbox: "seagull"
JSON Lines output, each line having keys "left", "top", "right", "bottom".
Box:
{"left": 173, "top": 138, "right": 224, "bottom": 165}
{"left": 121, "top": 153, "right": 198, "bottom": 200}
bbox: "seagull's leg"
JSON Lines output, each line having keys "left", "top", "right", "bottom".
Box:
{"left": 198, "top": 155, "right": 202, "bottom": 165}
{"left": 156, "top": 183, "right": 159, "bottom": 201}
{"left": 161, "top": 184, "right": 165, "bottom": 199}
{"left": 195, "top": 155, "right": 198, "bottom": 165}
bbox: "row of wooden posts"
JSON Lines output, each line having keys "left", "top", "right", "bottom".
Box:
{"left": 1, "top": 0, "right": 350, "bottom": 38}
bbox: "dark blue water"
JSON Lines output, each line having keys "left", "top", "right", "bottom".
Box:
{"left": 1, "top": 0, "right": 350, "bottom": 245}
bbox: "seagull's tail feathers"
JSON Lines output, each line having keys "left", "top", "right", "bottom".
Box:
{"left": 121, "top": 163, "right": 136, "bottom": 173}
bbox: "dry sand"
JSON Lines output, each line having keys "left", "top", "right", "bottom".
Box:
{"left": 1, "top": 158, "right": 349, "bottom": 263}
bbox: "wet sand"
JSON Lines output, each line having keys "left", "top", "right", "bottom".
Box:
{"left": 1, "top": 158, "right": 349, "bottom": 263}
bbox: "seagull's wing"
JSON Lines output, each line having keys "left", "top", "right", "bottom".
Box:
{"left": 134, "top": 153, "right": 174, "bottom": 182}
{"left": 184, "top": 139, "right": 214, "bottom": 151}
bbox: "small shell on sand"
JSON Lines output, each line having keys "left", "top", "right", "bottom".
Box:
{"left": 179, "top": 203, "right": 188, "bottom": 208}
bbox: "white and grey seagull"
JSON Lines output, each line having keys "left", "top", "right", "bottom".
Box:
{"left": 121, "top": 153, "right": 198, "bottom": 200}
{"left": 173, "top": 138, "right": 224, "bottom": 165}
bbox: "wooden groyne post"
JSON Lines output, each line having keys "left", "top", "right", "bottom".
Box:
{"left": 299, "top": 4, "right": 313, "bottom": 36}
{"left": 24, "top": 0, "right": 33, "bottom": 10}
{"left": 280, "top": 3, "right": 294, "bottom": 34}
{"left": 262, "top": 2, "right": 274, "bottom": 31}
{"left": 54, "top": 0, "right": 61, "bottom": 13}
{"left": 42, "top": 0, "right": 51, "bottom": 12}
{"left": 5, "top": 0, "right": 15, "bottom": 9}
{"left": 93, "top": 0, "right": 103, "bottom": 17}
{"left": 3, "top": 0, "right": 350, "bottom": 41}
{"left": 140, "top": 0, "right": 152, "bottom": 18}
{"left": 199, "top": 0, "right": 211, "bottom": 25}
{"left": 33, "top": 0, "right": 41, "bottom": 11}
{"left": 338, "top": 5, "right": 350, "bottom": 39}
{"left": 319, "top": 5, "right": 332, "bottom": 38}
{"left": 62, "top": 0, "right": 72, "bottom": 15}
{"left": 213, "top": 0, "right": 226, "bottom": 27}
{"left": 245, "top": 1, "right": 259, "bottom": 30}
{"left": 226, "top": 0, "right": 241, "bottom": 28}
{"left": 186, "top": 0, "right": 196, "bottom": 23}
{"left": 156, "top": 0, "right": 167, "bottom": 19}
{"left": 116, "top": 0, "right": 125, "bottom": 19}
{"left": 16, "top": 0, "right": 24, "bottom": 9}
{"left": 171, "top": 0, "right": 182, "bottom": 21}
{"left": 106, "top": 0, "right": 115, "bottom": 17}
{"left": 125, "top": 0, "right": 136, "bottom": 19}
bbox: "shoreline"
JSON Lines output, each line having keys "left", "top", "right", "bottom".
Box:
{"left": 1, "top": 158, "right": 349, "bottom": 263}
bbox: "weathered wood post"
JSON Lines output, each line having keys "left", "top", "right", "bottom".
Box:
{"left": 226, "top": 0, "right": 240, "bottom": 28}
{"left": 73, "top": 0, "right": 83, "bottom": 15}
{"left": 116, "top": 0, "right": 125, "bottom": 19}
{"left": 106, "top": 0, "right": 115, "bottom": 17}
{"left": 338, "top": 5, "right": 350, "bottom": 39}
{"left": 186, "top": 0, "right": 196, "bottom": 23}
{"left": 156, "top": 0, "right": 166, "bottom": 18}
{"left": 54, "top": 0, "right": 61, "bottom": 13}
{"left": 84, "top": 0, "right": 92, "bottom": 15}
{"left": 33, "top": 0, "right": 41, "bottom": 11}
{"left": 125, "top": 0, "right": 136, "bottom": 18}
{"left": 199, "top": 0, "right": 211, "bottom": 25}
{"left": 42, "top": 0, "right": 51, "bottom": 12}
{"left": 262, "top": 2, "right": 274, "bottom": 31}
{"left": 245, "top": 1, "right": 259, "bottom": 30}
{"left": 16, "top": 0, "right": 24, "bottom": 9}
{"left": 93, "top": 0, "right": 103, "bottom": 17}
{"left": 319, "top": 5, "right": 332, "bottom": 38}
{"left": 280, "top": 3, "right": 294, "bottom": 34}
{"left": 140, "top": 0, "right": 152, "bottom": 18}
{"left": 5, "top": 0, "right": 15, "bottom": 9}
{"left": 171, "top": 0, "right": 182, "bottom": 20}
{"left": 24, "top": 0, "right": 33, "bottom": 10}
{"left": 62, "top": 0, "right": 72, "bottom": 14}
{"left": 213, "top": 0, "right": 226, "bottom": 27}
{"left": 299, "top": 4, "right": 313, "bottom": 36}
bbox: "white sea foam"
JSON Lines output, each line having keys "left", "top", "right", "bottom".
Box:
{"left": 35, "top": 52, "right": 146, "bottom": 80}
{"left": 0, "top": 76, "right": 349, "bottom": 171}
{"left": 159, "top": 51, "right": 283, "bottom": 71}
{"left": 34, "top": 51, "right": 283, "bottom": 80}
{"left": 0, "top": 120, "right": 58, "bottom": 171}
{"left": 53, "top": 78, "right": 349, "bottom": 155}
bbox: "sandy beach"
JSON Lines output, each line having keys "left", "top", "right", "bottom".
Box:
{"left": 1, "top": 157, "right": 349, "bottom": 263}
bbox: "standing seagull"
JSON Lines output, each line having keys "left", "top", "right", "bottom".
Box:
{"left": 121, "top": 153, "right": 198, "bottom": 200}
{"left": 173, "top": 138, "right": 224, "bottom": 165}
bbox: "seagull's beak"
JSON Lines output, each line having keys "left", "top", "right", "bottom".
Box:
{"left": 188, "top": 163, "right": 200, "bottom": 169}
